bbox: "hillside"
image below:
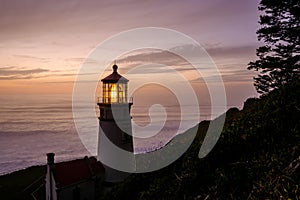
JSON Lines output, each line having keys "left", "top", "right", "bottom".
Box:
{"left": 103, "top": 80, "right": 300, "bottom": 199}
{"left": 0, "top": 165, "right": 46, "bottom": 200}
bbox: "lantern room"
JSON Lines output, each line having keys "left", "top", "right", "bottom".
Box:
{"left": 101, "top": 64, "right": 129, "bottom": 104}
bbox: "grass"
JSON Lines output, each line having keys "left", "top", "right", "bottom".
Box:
{"left": 0, "top": 165, "right": 46, "bottom": 200}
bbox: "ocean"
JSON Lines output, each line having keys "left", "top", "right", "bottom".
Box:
{"left": 0, "top": 94, "right": 222, "bottom": 175}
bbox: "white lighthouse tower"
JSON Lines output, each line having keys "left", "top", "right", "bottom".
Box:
{"left": 97, "top": 64, "right": 134, "bottom": 183}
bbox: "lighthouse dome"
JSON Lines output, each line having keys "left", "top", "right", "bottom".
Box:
{"left": 101, "top": 64, "right": 128, "bottom": 83}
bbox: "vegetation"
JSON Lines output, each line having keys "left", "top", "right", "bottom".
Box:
{"left": 0, "top": 165, "right": 45, "bottom": 200}
{"left": 103, "top": 80, "right": 300, "bottom": 199}
{"left": 248, "top": 0, "right": 300, "bottom": 94}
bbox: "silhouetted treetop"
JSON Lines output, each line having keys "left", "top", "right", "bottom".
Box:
{"left": 248, "top": 0, "right": 300, "bottom": 94}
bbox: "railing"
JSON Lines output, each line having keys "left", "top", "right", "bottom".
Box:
{"left": 97, "top": 96, "right": 133, "bottom": 104}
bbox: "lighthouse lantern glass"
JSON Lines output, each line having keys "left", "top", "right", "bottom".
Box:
{"left": 111, "top": 84, "right": 117, "bottom": 103}
{"left": 102, "top": 82, "right": 127, "bottom": 103}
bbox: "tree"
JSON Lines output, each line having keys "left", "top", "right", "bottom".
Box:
{"left": 248, "top": 0, "right": 300, "bottom": 94}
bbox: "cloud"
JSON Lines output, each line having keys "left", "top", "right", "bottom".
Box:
{"left": 118, "top": 49, "right": 183, "bottom": 64}
{"left": 116, "top": 46, "right": 213, "bottom": 71}
{"left": 112, "top": 43, "right": 257, "bottom": 76}
{"left": 64, "top": 58, "right": 101, "bottom": 66}
{"left": 191, "top": 69, "right": 257, "bottom": 83}
{"left": 118, "top": 43, "right": 257, "bottom": 64}
{"left": 0, "top": 66, "right": 49, "bottom": 80}
{"left": 205, "top": 45, "right": 258, "bottom": 59}
{"left": 0, "top": 65, "right": 105, "bottom": 81}
{"left": 64, "top": 57, "right": 85, "bottom": 63}
{"left": 13, "top": 54, "right": 49, "bottom": 62}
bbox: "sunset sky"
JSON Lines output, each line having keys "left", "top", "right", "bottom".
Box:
{"left": 0, "top": 0, "right": 261, "bottom": 107}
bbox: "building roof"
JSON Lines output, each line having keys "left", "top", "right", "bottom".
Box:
{"left": 101, "top": 64, "right": 129, "bottom": 83}
{"left": 53, "top": 156, "right": 105, "bottom": 188}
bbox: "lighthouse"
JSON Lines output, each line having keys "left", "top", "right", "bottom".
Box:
{"left": 97, "top": 63, "right": 134, "bottom": 183}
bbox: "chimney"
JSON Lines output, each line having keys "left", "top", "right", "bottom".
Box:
{"left": 47, "top": 153, "right": 55, "bottom": 168}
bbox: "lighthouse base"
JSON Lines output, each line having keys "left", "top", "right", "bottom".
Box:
{"left": 98, "top": 120, "right": 135, "bottom": 183}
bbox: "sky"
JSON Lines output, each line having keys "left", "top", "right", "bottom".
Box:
{"left": 0, "top": 0, "right": 261, "bottom": 107}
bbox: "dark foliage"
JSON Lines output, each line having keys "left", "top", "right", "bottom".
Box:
{"left": 248, "top": 0, "right": 300, "bottom": 94}
{"left": 0, "top": 166, "right": 46, "bottom": 200}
